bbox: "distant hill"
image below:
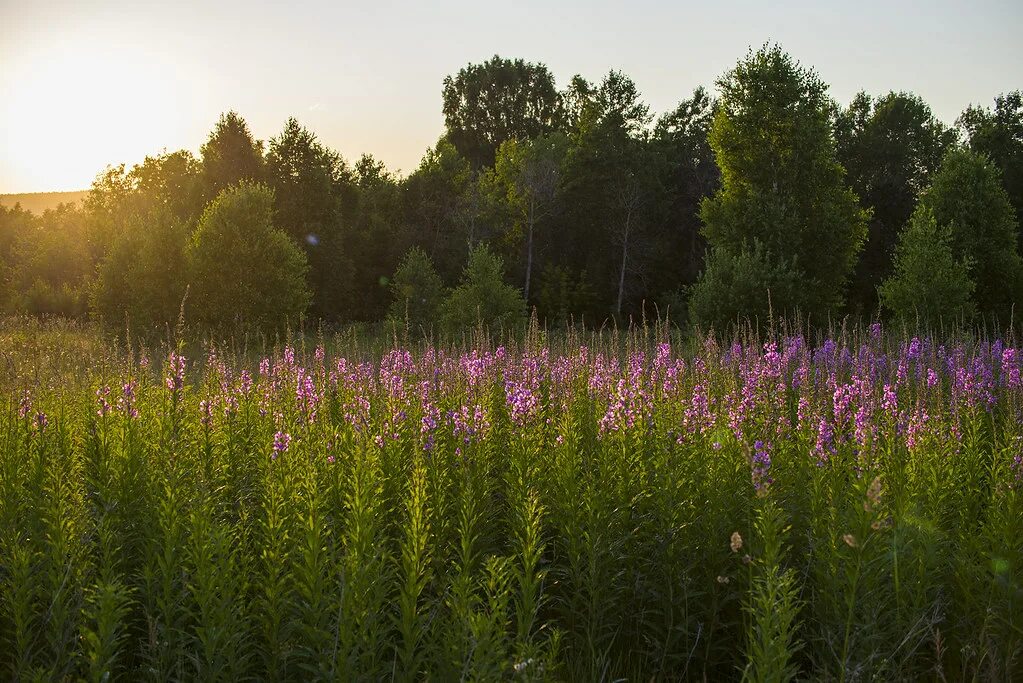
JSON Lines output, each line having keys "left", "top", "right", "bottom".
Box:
{"left": 0, "top": 190, "right": 89, "bottom": 214}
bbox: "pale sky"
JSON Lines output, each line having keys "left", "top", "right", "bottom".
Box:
{"left": 1, "top": 0, "right": 1020, "bottom": 193}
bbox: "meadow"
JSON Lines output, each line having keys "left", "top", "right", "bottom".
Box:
{"left": 0, "top": 318, "right": 1020, "bottom": 681}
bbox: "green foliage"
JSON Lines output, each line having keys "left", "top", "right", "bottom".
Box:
{"left": 401, "top": 138, "right": 476, "bottom": 284}
{"left": 199, "top": 111, "right": 265, "bottom": 202}
{"left": 441, "top": 243, "right": 526, "bottom": 335}
{"left": 346, "top": 155, "right": 410, "bottom": 322}
{"left": 744, "top": 497, "right": 802, "bottom": 682}
{"left": 959, "top": 91, "right": 1023, "bottom": 248}
{"left": 688, "top": 242, "right": 803, "bottom": 330}
{"left": 267, "top": 117, "right": 352, "bottom": 319}
{"left": 917, "top": 147, "right": 1023, "bottom": 325}
{"left": 651, "top": 87, "right": 720, "bottom": 292}
{"left": 91, "top": 208, "right": 190, "bottom": 335}
{"left": 696, "top": 44, "right": 869, "bottom": 324}
{"left": 187, "top": 182, "right": 310, "bottom": 331}
{"left": 879, "top": 207, "right": 975, "bottom": 324}
{"left": 486, "top": 135, "right": 564, "bottom": 301}
{"left": 387, "top": 247, "right": 446, "bottom": 332}
{"left": 4, "top": 204, "right": 92, "bottom": 317}
{"left": 535, "top": 265, "right": 597, "bottom": 326}
{"left": 442, "top": 55, "right": 564, "bottom": 168}
{"left": 835, "top": 91, "right": 958, "bottom": 312}
{"left": 558, "top": 70, "right": 663, "bottom": 317}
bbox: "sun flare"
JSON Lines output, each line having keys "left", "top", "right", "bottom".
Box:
{"left": 3, "top": 41, "right": 191, "bottom": 192}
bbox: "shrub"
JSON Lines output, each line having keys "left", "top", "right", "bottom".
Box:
{"left": 879, "top": 207, "right": 975, "bottom": 325}
{"left": 387, "top": 247, "right": 446, "bottom": 332}
{"left": 91, "top": 208, "right": 190, "bottom": 335}
{"left": 688, "top": 242, "right": 803, "bottom": 331}
{"left": 187, "top": 182, "right": 310, "bottom": 331}
{"left": 441, "top": 244, "right": 526, "bottom": 335}
{"left": 919, "top": 148, "right": 1023, "bottom": 324}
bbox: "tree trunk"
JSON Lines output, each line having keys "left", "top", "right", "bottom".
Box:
{"left": 525, "top": 199, "right": 534, "bottom": 302}
{"left": 616, "top": 220, "right": 630, "bottom": 316}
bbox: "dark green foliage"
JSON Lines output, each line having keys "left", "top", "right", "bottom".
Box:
{"left": 4, "top": 204, "right": 92, "bottom": 317}
{"left": 387, "top": 247, "right": 446, "bottom": 332}
{"left": 0, "top": 204, "right": 35, "bottom": 311}
{"left": 345, "top": 155, "right": 410, "bottom": 322}
{"left": 266, "top": 117, "right": 352, "bottom": 319}
{"left": 535, "top": 264, "right": 597, "bottom": 326}
{"left": 879, "top": 207, "right": 975, "bottom": 324}
{"left": 688, "top": 242, "right": 803, "bottom": 330}
{"left": 918, "top": 148, "right": 1023, "bottom": 325}
{"left": 187, "top": 182, "right": 310, "bottom": 330}
{"left": 4, "top": 50, "right": 1022, "bottom": 333}
{"left": 835, "top": 92, "right": 958, "bottom": 313}
{"left": 199, "top": 111, "right": 265, "bottom": 203}
{"left": 442, "top": 55, "right": 564, "bottom": 168}
{"left": 91, "top": 208, "right": 190, "bottom": 335}
{"left": 959, "top": 91, "right": 1023, "bottom": 249}
{"left": 485, "top": 134, "right": 567, "bottom": 305}
{"left": 401, "top": 138, "right": 476, "bottom": 285}
{"left": 695, "top": 45, "right": 868, "bottom": 326}
{"left": 558, "top": 71, "right": 664, "bottom": 319}
{"left": 651, "top": 87, "right": 719, "bottom": 293}
{"left": 441, "top": 243, "right": 526, "bottom": 334}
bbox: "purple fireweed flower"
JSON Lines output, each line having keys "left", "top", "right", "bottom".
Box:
{"left": 682, "top": 382, "right": 714, "bottom": 438}
{"left": 239, "top": 369, "right": 253, "bottom": 394}
{"left": 907, "top": 337, "right": 922, "bottom": 362}
{"left": 796, "top": 396, "right": 810, "bottom": 427}
{"left": 199, "top": 400, "right": 214, "bottom": 429}
{"left": 420, "top": 402, "right": 440, "bottom": 451}
{"left": 751, "top": 440, "right": 773, "bottom": 493}
{"left": 272, "top": 431, "right": 291, "bottom": 457}
{"left": 117, "top": 381, "right": 139, "bottom": 419}
{"left": 18, "top": 390, "right": 32, "bottom": 419}
{"left": 449, "top": 403, "right": 490, "bottom": 445}
{"left": 853, "top": 405, "right": 873, "bottom": 447}
{"left": 1002, "top": 348, "right": 1020, "bottom": 389}
{"left": 165, "top": 352, "right": 186, "bottom": 393}
{"left": 814, "top": 418, "right": 835, "bottom": 465}
{"left": 34, "top": 411, "right": 49, "bottom": 432}
{"left": 881, "top": 384, "right": 898, "bottom": 415}
{"left": 905, "top": 407, "right": 929, "bottom": 451}
{"left": 96, "top": 386, "right": 112, "bottom": 417}
{"left": 295, "top": 368, "right": 321, "bottom": 424}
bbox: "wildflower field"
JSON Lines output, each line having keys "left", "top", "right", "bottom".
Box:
{"left": 1, "top": 321, "right": 1021, "bottom": 681}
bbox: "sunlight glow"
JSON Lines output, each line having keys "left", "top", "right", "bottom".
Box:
{"left": 3, "top": 41, "right": 193, "bottom": 192}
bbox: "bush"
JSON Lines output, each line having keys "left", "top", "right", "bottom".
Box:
{"left": 688, "top": 242, "right": 803, "bottom": 331}
{"left": 387, "top": 247, "right": 446, "bottom": 332}
{"left": 920, "top": 148, "right": 1023, "bottom": 324}
{"left": 879, "top": 207, "right": 975, "bottom": 325}
{"left": 91, "top": 208, "right": 190, "bottom": 335}
{"left": 187, "top": 182, "right": 310, "bottom": 331}
{"left": 441, "top": 244, "right": 526, "bottom": 335}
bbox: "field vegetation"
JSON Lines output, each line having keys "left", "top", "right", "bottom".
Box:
{"left": 1, "top": 318, "right": 1020, "bottom": 680}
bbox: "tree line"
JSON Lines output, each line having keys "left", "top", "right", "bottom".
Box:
{"left": 1, "top": 44, "right": 1021, "bottom": 335}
